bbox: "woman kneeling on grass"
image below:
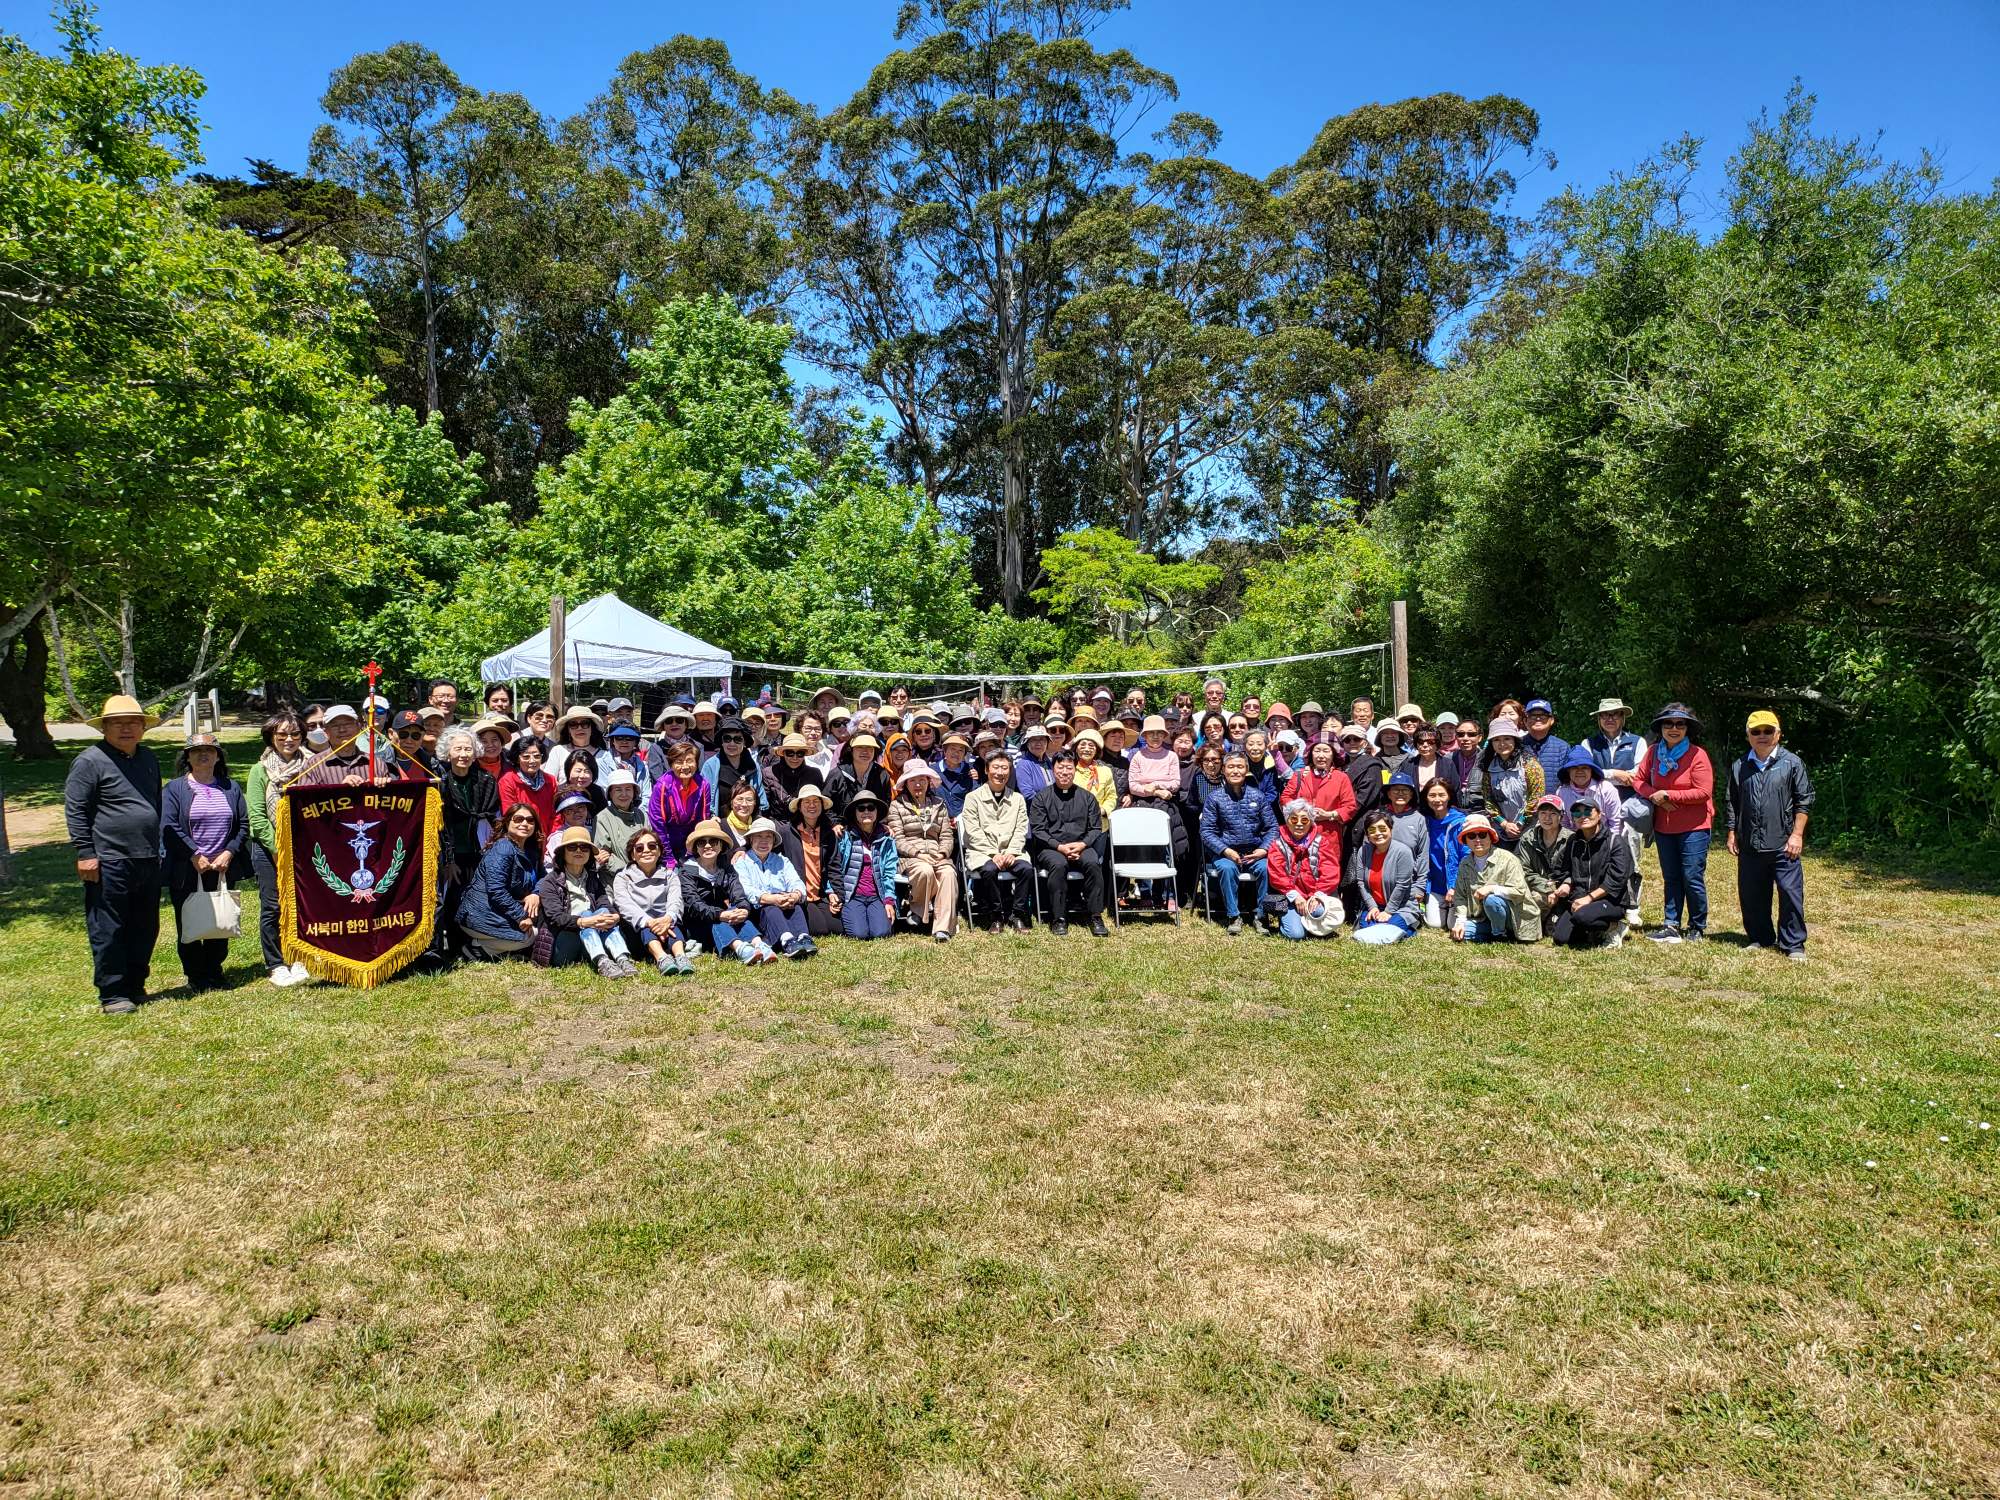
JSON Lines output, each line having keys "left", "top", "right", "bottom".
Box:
{"left": 1264, "top": 799, "right": 1344, "bottom": 940}
{"left": 612, "top": 830, "right": 695, "bottom": 975}
{"left": 534, "top": 826, "right": 637, "bottom": 977}
{"left": 734, "top": 817, "right": 817, "bottom": 960}
{"left": 1348, "top": 810, "right": 1421, "bottom": 945}
{"left": 680, "top": 819, "right": 777, "bottom": 965}
{"left": 1449, "top": 813, "right": 1539, "bottom": 943}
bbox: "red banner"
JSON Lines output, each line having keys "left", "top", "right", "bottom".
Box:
{"left": 278, "top": 783, "right": 441, "bottom": 988}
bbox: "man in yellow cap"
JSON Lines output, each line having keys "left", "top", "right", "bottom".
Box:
{"left": 1726, "top": 710, "right": 1815, "bottom": 960}
{"left": 63, "top": 696, "right": 165, "bottom": 1013}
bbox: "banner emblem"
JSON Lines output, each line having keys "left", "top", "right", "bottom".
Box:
{"left": 278, "top": 784, "right": 441, "bottom": 988}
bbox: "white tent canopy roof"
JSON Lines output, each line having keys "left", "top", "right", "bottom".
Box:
{"left": 480, "top": 594, "right": 733, "bottom": 685}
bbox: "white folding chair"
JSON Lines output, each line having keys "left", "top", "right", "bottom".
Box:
{"left": 1108, "top": 806, "right": 1176, "bottom": 928}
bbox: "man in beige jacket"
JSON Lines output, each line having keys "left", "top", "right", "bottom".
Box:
{"left": 960, "top": 751, "right": 1033, "bottom": 931}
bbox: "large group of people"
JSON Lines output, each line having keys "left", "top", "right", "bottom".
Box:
{"left": 62, "top": 675, "right": 1819, "bottom": 1013}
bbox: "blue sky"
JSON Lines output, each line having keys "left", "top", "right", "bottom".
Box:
{"left": 22, "top": 0, "right": 2000, "bottom": 223}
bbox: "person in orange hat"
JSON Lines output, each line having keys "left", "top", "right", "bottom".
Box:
{"left": 65, "top": 696, "right": 166, "bottom": 1013}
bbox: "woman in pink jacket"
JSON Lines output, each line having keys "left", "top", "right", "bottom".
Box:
{"left": 1125, "top": 715, "right": 1188, "bottom": 915}
{"left": 1632, "top": 702, "right": 1714, "bottom": 944}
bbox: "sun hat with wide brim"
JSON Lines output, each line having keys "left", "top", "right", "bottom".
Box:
{"left": 685, "top": 818, "right": 731, "bottom": 852}
{"left": 554, "top": 706, "right": 603, "bottom": 733}
{"left": 1485, "top": 719, "right": 1523, "bottom": 741}
{"left": 1458, "top": 814, "right": 1499, "bottom": 846}
{"left": 845, "top": 790, "right": 886, "bottom": 814}
{"left": 789, "top": 783, "right": 829, "bottom": 813}
{"left": 1594, "top": 698, "right": 1632, "bottom": 717}
{"left": 744, "top": 817, "right": 781, "bottom": 841}
{"left": 550, "top": 824, "right": 597, "bottom": 853}
{"left": 1652, "top": 702, "right": 1702, "bottom": 729}
{"left": 85, "top": 694, "right": 162, "bottom": 731}
{"left": 896, "top": 759, "right": 939, "bottom": 788}
{"left": 847, "top": 733, "right": 881, "bottom": 751}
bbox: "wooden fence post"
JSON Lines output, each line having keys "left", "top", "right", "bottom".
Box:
{"left": 1390, "top": 599, "right": 1410, "bottom": 712}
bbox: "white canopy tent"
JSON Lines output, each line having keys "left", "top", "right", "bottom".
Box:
{"left": 480, "top": 593, "right": 733, "bottom": 688}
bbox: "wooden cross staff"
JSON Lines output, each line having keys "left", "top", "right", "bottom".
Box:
{"left": 362, "top": 660, "right": 382, "bottom": 782}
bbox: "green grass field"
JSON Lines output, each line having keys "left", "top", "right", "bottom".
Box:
{"left": 2, "top": 740, "right": 1996, "bottom": 1498}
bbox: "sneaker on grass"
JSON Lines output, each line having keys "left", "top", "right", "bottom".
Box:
{"left": 1647, "top": 926, "right": 1682, "bottom": 944}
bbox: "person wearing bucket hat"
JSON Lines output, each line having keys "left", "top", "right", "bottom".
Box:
{"left": 936, "top": 731, "right": 978, "bottom": 817}
{"left": 603, "top": 720, "right": 652, "bottom": 798}
{"left": 531, "top": 826, "right": 637, "bottom": 976}
{"left": 1012, "top": 721, "right": 1054, "bottom": 801}
{"left": 1517, "top": 794, "right": 1573, "bottom": 926}
{"left": 595, "top": 766, "right": 649, "bottom": 873}
{"left": 66, "top": 696, "right": 167, "bottom": 1012}
{"left": 548, "top": 706, "right": 612, "bottom": 786}
{"left": 1634, "top": 703, "right": 1714, "bottom": 943}
{"left": 890, "top": 760, "right": 960, "bottom": 941}
{"left": 1726, "top": 710, "right": 1815, "bottom": 959}
{"left": 827, "top": 732, "right": 890, "bottom": 827}
{"left": 763, "top": 732, "right": 818, "bottom": 815}
{"left": 829, "top": 792, "right": 899, "bottom": 940}
{"left": 778, "top": 785, "right": 842, "bottom": 938}
{"left": 1467, "top": 718, "right": 1544, "bottom": 848}
{"left": 161, "top": 731, "right": 250, "bottom": 994}
{"left": 680, "top": 819, "right": 776, "bottom": 963}
{"left": 733, "top": 817, "right": 817, "bottom": 959}
{"left": 1555, "top": 745, "right": 1624, "bottom": 836}
{"left": 1448, "top": 814, "right": 1539, "bottom": 943}
{"left": 546, "top": 790, "right": 607, "bottom": 870}
{"left": 1583, "top": 697, "right": 1649, "bottom": 925}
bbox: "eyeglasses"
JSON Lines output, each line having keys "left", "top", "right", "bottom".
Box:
{"left": 782, "top": 749, "right": 803, "bottom": 758}
{"left": 722, "top": 734, "right": 745, "bottom": 744}
{"left": 1748, "top": 728, "right": 1777, "bottom": 737}
{"left": 396, "top": 728, "right": 423, "bottom": 738}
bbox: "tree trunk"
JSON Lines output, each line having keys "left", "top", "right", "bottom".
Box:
{"left": 0, "top": 611, "right": 59, "bottom": 759}
{"left": 409, "top": 139, "right": 441, "bottom": 418}
{"left": 995, "top": 266, "right": 1028, "bottom": 615}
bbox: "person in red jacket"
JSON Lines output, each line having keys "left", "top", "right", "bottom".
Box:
{"left": 1265, "top": 800, "right": 1345, "bottom": 939}
{"left": 497, "top": 738, "right": 559, "bottom": 838}
{"left": 1632, "top": 702, "right": 1714, "bottom": 943}
{"left": 1281, "top": 738, "right": 1358, "bottom": 839}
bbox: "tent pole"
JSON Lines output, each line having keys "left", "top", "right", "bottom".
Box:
{"left": 548, "top": 594, "right": 566, "bottom": 714}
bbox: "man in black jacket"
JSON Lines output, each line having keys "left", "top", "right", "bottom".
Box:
{"left": 1727, "top": 711, "right": 1815, "bottom": 960}
{"left": 1549, "top": 800, "right": 1635, "bottom": 948}
{"left": 1028, "top": 750, "right": 1109, "bottom": 936}
{"left": 63, "top": 696, "right": 165, "bottom": 1014}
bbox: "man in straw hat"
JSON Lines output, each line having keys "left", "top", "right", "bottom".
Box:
{"left": 64, "top": 695, "right": 165, "bottom": 1014}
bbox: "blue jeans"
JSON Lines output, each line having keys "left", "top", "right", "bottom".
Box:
{"left": 1655, "top": 829, "right": 1711, "bottom": 932}
{"left": 709, "top": 919, "right": 762, "bottom": 956}
{"left": 1466, "top": 892, "right": 1517, "bottom": 942}
{"left": 839, "top": 896, "right": 891, "bottom": 939}
{"left": 1353, "top": 913, "right": 1416, "bottom": 945}
{"left": 1208, "top": 854, "right": 1268, "bottom": 919}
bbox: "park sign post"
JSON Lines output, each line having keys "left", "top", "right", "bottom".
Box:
{"left": 277, "top": 781, "right": 441, "bottom": 988}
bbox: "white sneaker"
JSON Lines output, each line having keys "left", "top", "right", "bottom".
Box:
{"left": 270, "top": 964, "right": 307, "bottom": 988}
{"left": 1607, "top": 928, "right": 1626, "bottom": 949}
{"left": 1786, "top": 949, "right": 1808, "bottom": 963}
{"left": 1625, "top": 909, "right": 1642, "bottom": 927}
{"left": 287, "top": 963, "right": 312, "bottom": 985}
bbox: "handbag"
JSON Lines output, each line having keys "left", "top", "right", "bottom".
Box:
{"left": 179, "top": 882, "right": 242, "bottom": 943}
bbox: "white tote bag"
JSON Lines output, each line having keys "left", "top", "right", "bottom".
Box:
{"left": 179, "top": 884, "right": 242, "bottom": 943}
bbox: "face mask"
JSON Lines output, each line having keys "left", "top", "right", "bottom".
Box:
{"left": 306, "top": 728, "right": 329, "bottom": 750}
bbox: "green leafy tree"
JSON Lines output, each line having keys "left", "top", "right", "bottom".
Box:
{"left": 795, "top": 0, "right": 1177, "bottom": 613}
{"left": 1, "top": 5, "right": 383, "bottom": 751}
{"left": 1034, "top": 527, "right": 1219, "bottom": 676}
{"left": 1252, "top": 93, "right": 1549, "bottom": 523}
{"left": 1387, "top": 90, "right": 2000, "bottom": 842}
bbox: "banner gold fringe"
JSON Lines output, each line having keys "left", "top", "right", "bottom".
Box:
{"left": 277, "top": 786, "right": 442, "bottom": 989}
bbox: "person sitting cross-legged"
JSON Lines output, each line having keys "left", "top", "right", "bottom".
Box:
{"left": 611, "top": 829, "right": 696, "bottom": 975}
